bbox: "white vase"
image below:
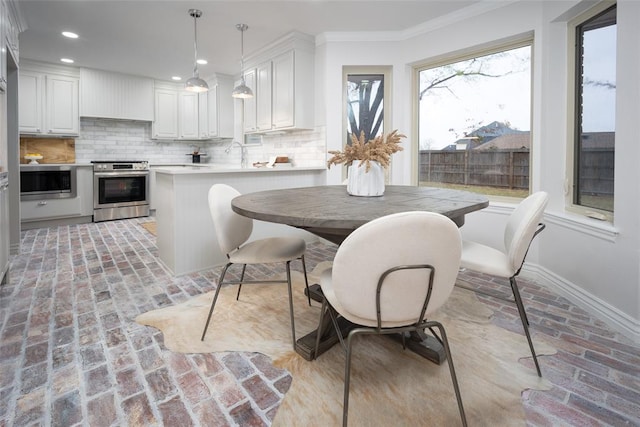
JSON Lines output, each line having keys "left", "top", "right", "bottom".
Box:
{"left": 347, "top": 160, "right": 385, "bottom": 197}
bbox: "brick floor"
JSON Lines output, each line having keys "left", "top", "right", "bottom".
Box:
{"left": 1, "top": 218, "right": 639, "bottom": 426}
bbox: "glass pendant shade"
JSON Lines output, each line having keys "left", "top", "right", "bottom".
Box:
{"left": 232, "top": 24, "right": 253, "bottom": 99}
{"left": 185, "top": 9, "right": 209, "bottom": 93}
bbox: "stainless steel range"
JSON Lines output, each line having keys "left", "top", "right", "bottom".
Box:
{"left": 92, "top": 160, "right": 150, "bottom": 222}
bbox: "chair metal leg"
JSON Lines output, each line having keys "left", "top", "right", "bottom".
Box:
{"left": 285, "top": 261, "right": 297, "bottom": 349}
{"left": 201, "top": 263, "right": 232, "bottom": 341}
{"left": 235, "top": 264, "right": 247, "bottom": 301}
{"left": 431, "top": 322, "right": 467, "bottom": 427}
{"left": 342, "top": 330, "right": 358, "bottom": 427}
{"left": 301, "top": 254, "right": 311, "bottom": 306}
{"left": 510, "top": 276, "right": 542, "bottom": 377}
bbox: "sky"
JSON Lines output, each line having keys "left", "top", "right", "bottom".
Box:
{"left": 418, "top": 45, "right": 531, "bottom": 150}
{"left": 417, "top": 29, "right": 616, "bottom": 151}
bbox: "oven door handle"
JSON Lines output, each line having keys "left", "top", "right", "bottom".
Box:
{"left": 94, "top": 171, "right": 149, "bottom": 178}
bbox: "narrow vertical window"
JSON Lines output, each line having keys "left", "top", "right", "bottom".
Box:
{"left": 346, "top": 74, "right": 384, "bottom": 142}
{"left": 574, "top": 6, "right": 616, "bottom": 212}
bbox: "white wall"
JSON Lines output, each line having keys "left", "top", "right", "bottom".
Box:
{"left": 317, "top": 0, "right": 640, "bottom": 340}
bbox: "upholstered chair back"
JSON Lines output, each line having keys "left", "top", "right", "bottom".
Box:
{"left": 208, "top": 184, "right": 254, "bottom": 255}
{"left": 504, "top": 191, "right": 549, "bottom": 275}
{"left": 331, "top": 211, "right": 462, "bottom": 326}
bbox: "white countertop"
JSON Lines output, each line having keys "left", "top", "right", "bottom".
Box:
{"left": 153, "top": 164, "right": 326, "bottom": 175}
{"left": 20, "top": 163, "right": 93, "bottom": 167}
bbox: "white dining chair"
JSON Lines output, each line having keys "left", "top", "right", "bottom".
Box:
{"left": 200, "top": 184, "right": 310, "bottom": 349}
{"left": 459, "top": 191, "right": 548, "bottom": 377}
{"left": 317, "top": 211, "right": 467, "bottom": 427}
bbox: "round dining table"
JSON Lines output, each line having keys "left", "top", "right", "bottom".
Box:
{"left": 231, "top": 185, "right": 489, "bottom": 245}
{"left": 231, "top": 184, "right": 490, "bottom": 361}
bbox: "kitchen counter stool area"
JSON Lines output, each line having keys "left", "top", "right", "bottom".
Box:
{"left": 0, "top": 219, "right": 638, "bottom": 426}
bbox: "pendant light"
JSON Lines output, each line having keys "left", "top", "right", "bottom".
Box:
{"left": 185, "top": 9, "right": 209, "bottom": 93}
{"left": 232, "top": 24, "right": 254, "bottom": 99}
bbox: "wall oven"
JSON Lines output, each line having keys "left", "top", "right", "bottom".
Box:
{"left": 92, "top": 160, "right": 150, "bottom": 222}
{"left": 20, "top": 165, "right": 77, "bottom": 200}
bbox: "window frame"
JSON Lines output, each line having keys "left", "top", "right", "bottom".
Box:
{"left": 566, "top": 1, "right": 617, "bottom": 221}
{"left": 342, "top": 66, "right": 393, "bottom": 181}
{"left": 412, "top": 36, "right": 534, "bottom": 202}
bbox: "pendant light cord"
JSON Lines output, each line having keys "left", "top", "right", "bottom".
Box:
{"left": 239, "top": 24, "right": 246, "bottom": 84}
{"left": 193, "top": 13, "right": 199, "bottom": 78}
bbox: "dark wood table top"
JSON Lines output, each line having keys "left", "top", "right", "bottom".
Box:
{"left": 232, "top": 185, "right": 489, "bottom": 244}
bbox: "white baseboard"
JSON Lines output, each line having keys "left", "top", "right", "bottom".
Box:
{"left": 522, "top": 264, "right": 640, "bottom": 343}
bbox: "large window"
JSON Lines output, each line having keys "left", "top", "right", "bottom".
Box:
{"left": 417, "top": 43, "right": 531, "bottom": 198}
{"left": 574, "top": 5, "right": 616, "bottom": 213}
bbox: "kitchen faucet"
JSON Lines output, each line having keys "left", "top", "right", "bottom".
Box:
{"left": 225, "top": 140, "right": 248, "bottom": 168}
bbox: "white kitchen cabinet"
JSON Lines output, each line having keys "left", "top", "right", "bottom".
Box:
{"left": 256, "top": 60, "right": 272, "bottom": 132}
{"left": 20, "top": 166, "right": 93, "bottom": 224}
{"left": 21, "top": 197, "right": 83, "bottom": 221}
{"left": 18, "top": 70, "right": 43, "bottom": 133}
{"left": 242, "top": 32, "right": 315, "bottom": 134}
{"left": 19, "top": 65, "right": 79, "bottom": 136}
{"left": 272, "top": 50, "right": 296, "bottom": 129}
{"left": 242, "top": 68, "right": 257, "bottom": 133}
{"left": 80, "top": 68, "right": 154, "bottom": 121}
{"left": 207, "top": 76, "right": 234, "bottom": 139}
{"left": 179, "top": 91, "right": 199, "bottom": 139}
{"left": 153, "top": 87, "right": 179, "bottom": 139}
{"left": 198, "top": 91, "right": 209, "bottom": 138}
{"left": 153, "top": 81, "right": 220, "bottom": 141}
{"left": 46, "top": 74, "right": 79, "bottom": 134}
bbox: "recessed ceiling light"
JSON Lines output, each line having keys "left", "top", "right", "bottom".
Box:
{"left": 62, "top": 31, "right": 78, "bottom": 39}
{"left": 196, "top": 59, "right": 208, "bottom": 65}
{"left": 172, "top": 76, "right": 182, "bottom": 81}
{"left": 60, "top": 58, "right": 74, "bottom": 63}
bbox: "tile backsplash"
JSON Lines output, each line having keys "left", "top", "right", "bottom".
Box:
{"left": 75, "top": 118, "right": 327, "bottom": 167}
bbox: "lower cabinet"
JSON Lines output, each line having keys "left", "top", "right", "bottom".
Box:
{"left": 20, "top": 166, "right": 94, "bottom": 224}
{"left": 21, "top": 197, "right": 83, "bottom": 221}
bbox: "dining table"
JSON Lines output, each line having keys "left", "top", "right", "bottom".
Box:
{"left": 231, "top": 185, "right": 490, "bottom": 362}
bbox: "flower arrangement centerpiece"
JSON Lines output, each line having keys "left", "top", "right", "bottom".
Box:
{"left": 327, "top": 130, "right": 406, "bottom": 196}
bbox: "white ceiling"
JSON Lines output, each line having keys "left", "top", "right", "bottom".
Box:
{"left": 16, "top": 0, "right": 481, "bottom": 82}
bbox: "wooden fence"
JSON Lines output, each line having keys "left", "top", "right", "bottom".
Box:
{"left": 419, "top": 148, "right": 614, "bottom": 195}
{"left": 419, "top": 149, "right": 529, "bottom": 189}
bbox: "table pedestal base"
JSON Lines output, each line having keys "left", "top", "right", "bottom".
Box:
{"left": 296, "top": 284, "right": 447, "bottom": 365}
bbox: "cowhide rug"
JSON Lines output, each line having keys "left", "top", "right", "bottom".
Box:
{"left": 136, "top": 262, "right": 554, "bottom": 426}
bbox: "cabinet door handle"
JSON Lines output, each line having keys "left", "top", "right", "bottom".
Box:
{"left": 38, "top": 201, "right": 47, "bottom": 206}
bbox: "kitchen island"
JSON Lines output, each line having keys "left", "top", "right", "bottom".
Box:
{"left": 154, "top": 165, "right": 326, "bottom": 275}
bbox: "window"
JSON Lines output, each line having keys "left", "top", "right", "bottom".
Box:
{"left": 342, "top": 67, "right": 392, "bottom": 180}
{"left": 417, "top": 43, "right": 532, "bottom": 198}
{"left": 346, "top": 73, "right": 384, "bottom": 142}
{"left": 574, "top": 5, "right": 616, "bottom": 213}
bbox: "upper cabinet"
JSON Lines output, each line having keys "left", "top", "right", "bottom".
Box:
{"left": 208, "top": 75, "right": 234, "bottom": 139}
{"left": 178, "top": 91, "right": 200, "bottom": 140}
{"left": 153, "top": 86, "right": 179, "bottom": 139}
{"left": 80, "top": 68, "right": 154, "bottom": 121}
{"left": 152, "top": 75, "right": 234, "bottom": 140}
{"left": 242, "top": 32, "right": 315, "bottom": 134}
{"left": 19, "top": 62, "right": 79, "bottom": 136}
{"left": 242, "top": 69, "right": 257, "bottom": 133}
